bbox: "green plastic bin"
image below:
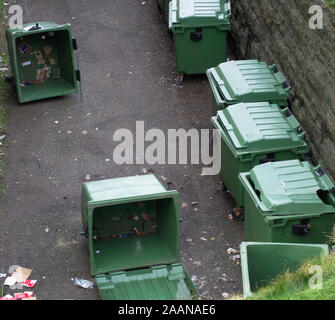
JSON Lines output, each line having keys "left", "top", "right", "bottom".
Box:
{"left": 211, "top": 102, "right": 309, "bottom": 207}
{"left": 240, "top": 242, "right": 329, "bottom": 297}
{"left": 81, "top": 174, "right": 200, "bottom": 300}
{"left": 157, "top": 0, "right": 172, "bottom": 22}
{"left": 6, "top": 22, "right": 79, "bottom": 103}
{"left": 169, "top": 0, "right": 231, "bottom": 79}
{"left": 207, "top": 60, "right": 290, "bottom": 114}
{"left": 239, "top": 160, "right": 335, "bottom": 244}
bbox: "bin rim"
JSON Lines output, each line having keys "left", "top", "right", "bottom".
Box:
{"left": 7, "top": 22, "right": 72, "bottom": 36}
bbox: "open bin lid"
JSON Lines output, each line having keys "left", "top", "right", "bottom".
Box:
{"left": 249, "top": 160, "right": 335, "bottom": 215}
{"left": 169, "top": 0, "right": 231, "bottom": 30}
{"left": 207, "top": 60, "right": 290, "bottom": 105}
{"left": 96, "top": 263, "right": 200, "bottom": 300}
{"left": 215, "top": 102, "right": 308, "bottom": 159}
{"left": 82, "top": 175, "right": 201, "bottom": 300}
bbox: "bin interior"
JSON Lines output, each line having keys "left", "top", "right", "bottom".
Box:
{"left": 245, "top": 243, "right": 327, "bottom": 292}
{"left": 16, "top": 30, "right": 75, "bottom": 101}
{"left": 91, "top": 198, "right": 178, "bottom": 273}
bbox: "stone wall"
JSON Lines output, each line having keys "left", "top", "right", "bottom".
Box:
{"left": 229, "top": 0, "right": 335, "bottom": 178}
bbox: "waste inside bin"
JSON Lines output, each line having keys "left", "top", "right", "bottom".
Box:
{"left": 169, "top": 0, "right": 231, "bottom": 82}
{"left": 211, "top": 102, "right": 309, "bottom": 207}
{"left": 240, "top": 242, "right": 329, "bottom": 297}
{"left": 207, "top": 60, "right": 290, "bottom": 114}
{"left": 6, "top": 22, "right": 80, "bottom": 103}
{"left": 81, "top": 174, "right": 200, "bottom": 300}
{"left": 239, "top": 160, "right": 335, "bottom": 244}
{"left": 157, "top": 0, "right": 172, "bottom": 22}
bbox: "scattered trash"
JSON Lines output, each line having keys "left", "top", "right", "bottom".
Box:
{"left": 222, "top": 292, "right": 229, "bottom": 299}
{"left": 181, "top": 202, "right": 187, "bottom": 208}
{"left": 81, "top": 130, "right": 88, "bottom": 135}
{"left": 0, "top": 273, "right": 7, "bottom": 278}
{"left": 194, "top": 208, "right": 199, "bottom": 213}
{"left": 84, "top": 174, "right": 91, "bottom": 182}
{"left": 230, "top": 254, "right": 240, "bottom": 262}
{"left": 191, "top": 202, "right": 198, "bottom": 206}
{"left": 0, "top": 294, "right": 16, "bottom": 300}
{"left": 200, "top": 237, "right": 207, "bottom": 241}
{"left": 22, "top": 280, "right": 37, "bottom": 288}
{"left": 227, "top": 248, "right": 239, "bottom": 255}
{"left": 191, "top": 275, "right": 197, "bottom": 282}
{"left": 14, "top": 291, "right": 34, "bottom": 299}
{"left": 193, "top": 261, "right": 202, "bottom": 266}
{"left": 4, "top": 276, "right": 16, "bottom": 286}
{"left": 211, "top": 237, "right": 215, "bottom": 241}
{"left": 186, "top": 238, "right": 193, "bottom": 243}
{"left": 45, "top": 227, "right": 50, "bottom": 233}
{"left": 73, "top": 278, "right": 95, "bottom": 289}
{"left": 12, "top": 266, "right": 32, "bottom": 283}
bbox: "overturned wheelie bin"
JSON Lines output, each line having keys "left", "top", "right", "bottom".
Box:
{"left": 6, "top": 22, "right": 80, "bottom": 103}
{"left": 81, "top": 174, "right": 200, "bottom": 300}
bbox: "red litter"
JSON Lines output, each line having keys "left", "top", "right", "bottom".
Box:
{"left": 14, "top": 291, "right": 34, "bottom": 299}
{"left": 22, "top": 280, "right": 37, "bottom": 288}
{"left": 0, "top": 294, "right": 16, "bottom": 300}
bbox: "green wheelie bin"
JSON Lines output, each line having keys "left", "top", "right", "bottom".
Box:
{"left": 81, "top": 174, "right": 200, "bottom": 300}
{"left": 240, "top": 242, "right": 329, "bottom": 297}
{"left": 239, "top": 160, "right": 335, "bottom": 244}
{"left": 169, "top": 0, "right": 231, "bottom": 83}
{"left": 211, "top": 102, "right": 309, "bottom": 208}
{"left": 207, "top": 60, "right": 290, "bottom": 114}
{"left": 6, "top": 22, "right": 80, "bottom": 103}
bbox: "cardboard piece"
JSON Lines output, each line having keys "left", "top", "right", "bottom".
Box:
{"left": 11, "top": 266, "right": 32, "bottom": 283}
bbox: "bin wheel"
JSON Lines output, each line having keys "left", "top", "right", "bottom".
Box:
{"left": 176, "top": 73, "right": 184, "bottom": 86}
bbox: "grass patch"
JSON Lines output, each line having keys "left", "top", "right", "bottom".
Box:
{"left": 327, "top": 1, "right": 335, "bottom": 9}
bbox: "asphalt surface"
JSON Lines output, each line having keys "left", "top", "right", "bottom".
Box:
{"left": 0, "top": 0, "right": 244, "bottom": 300}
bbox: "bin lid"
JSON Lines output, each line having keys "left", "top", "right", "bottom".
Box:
{"left": 95, "top": 263, "right": 200, "bottom": 300}
{"left": 249, "top": 160, "right": 335, "bottom": 215}
{"left": 83, "top": 174, "right": 169, "bottom": 205}
{"left": 208, "top": 60, "right": 290, "bottom": 104}
{"left": 169, "top": 0, "right": 231, "bottom": 29}
{"left": 216, "top": 102, "right": 308, "bottom": 156}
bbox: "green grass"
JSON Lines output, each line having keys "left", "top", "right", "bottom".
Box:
{"left": 327, "top": 0, "right": 335, "bottom": 9}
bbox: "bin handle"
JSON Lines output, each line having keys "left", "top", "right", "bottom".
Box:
{"left": 292, "top": 219, "right": 310, "bottom": 236}
{"left": 28, "top": 23, "right": 42, "bottom": 31}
